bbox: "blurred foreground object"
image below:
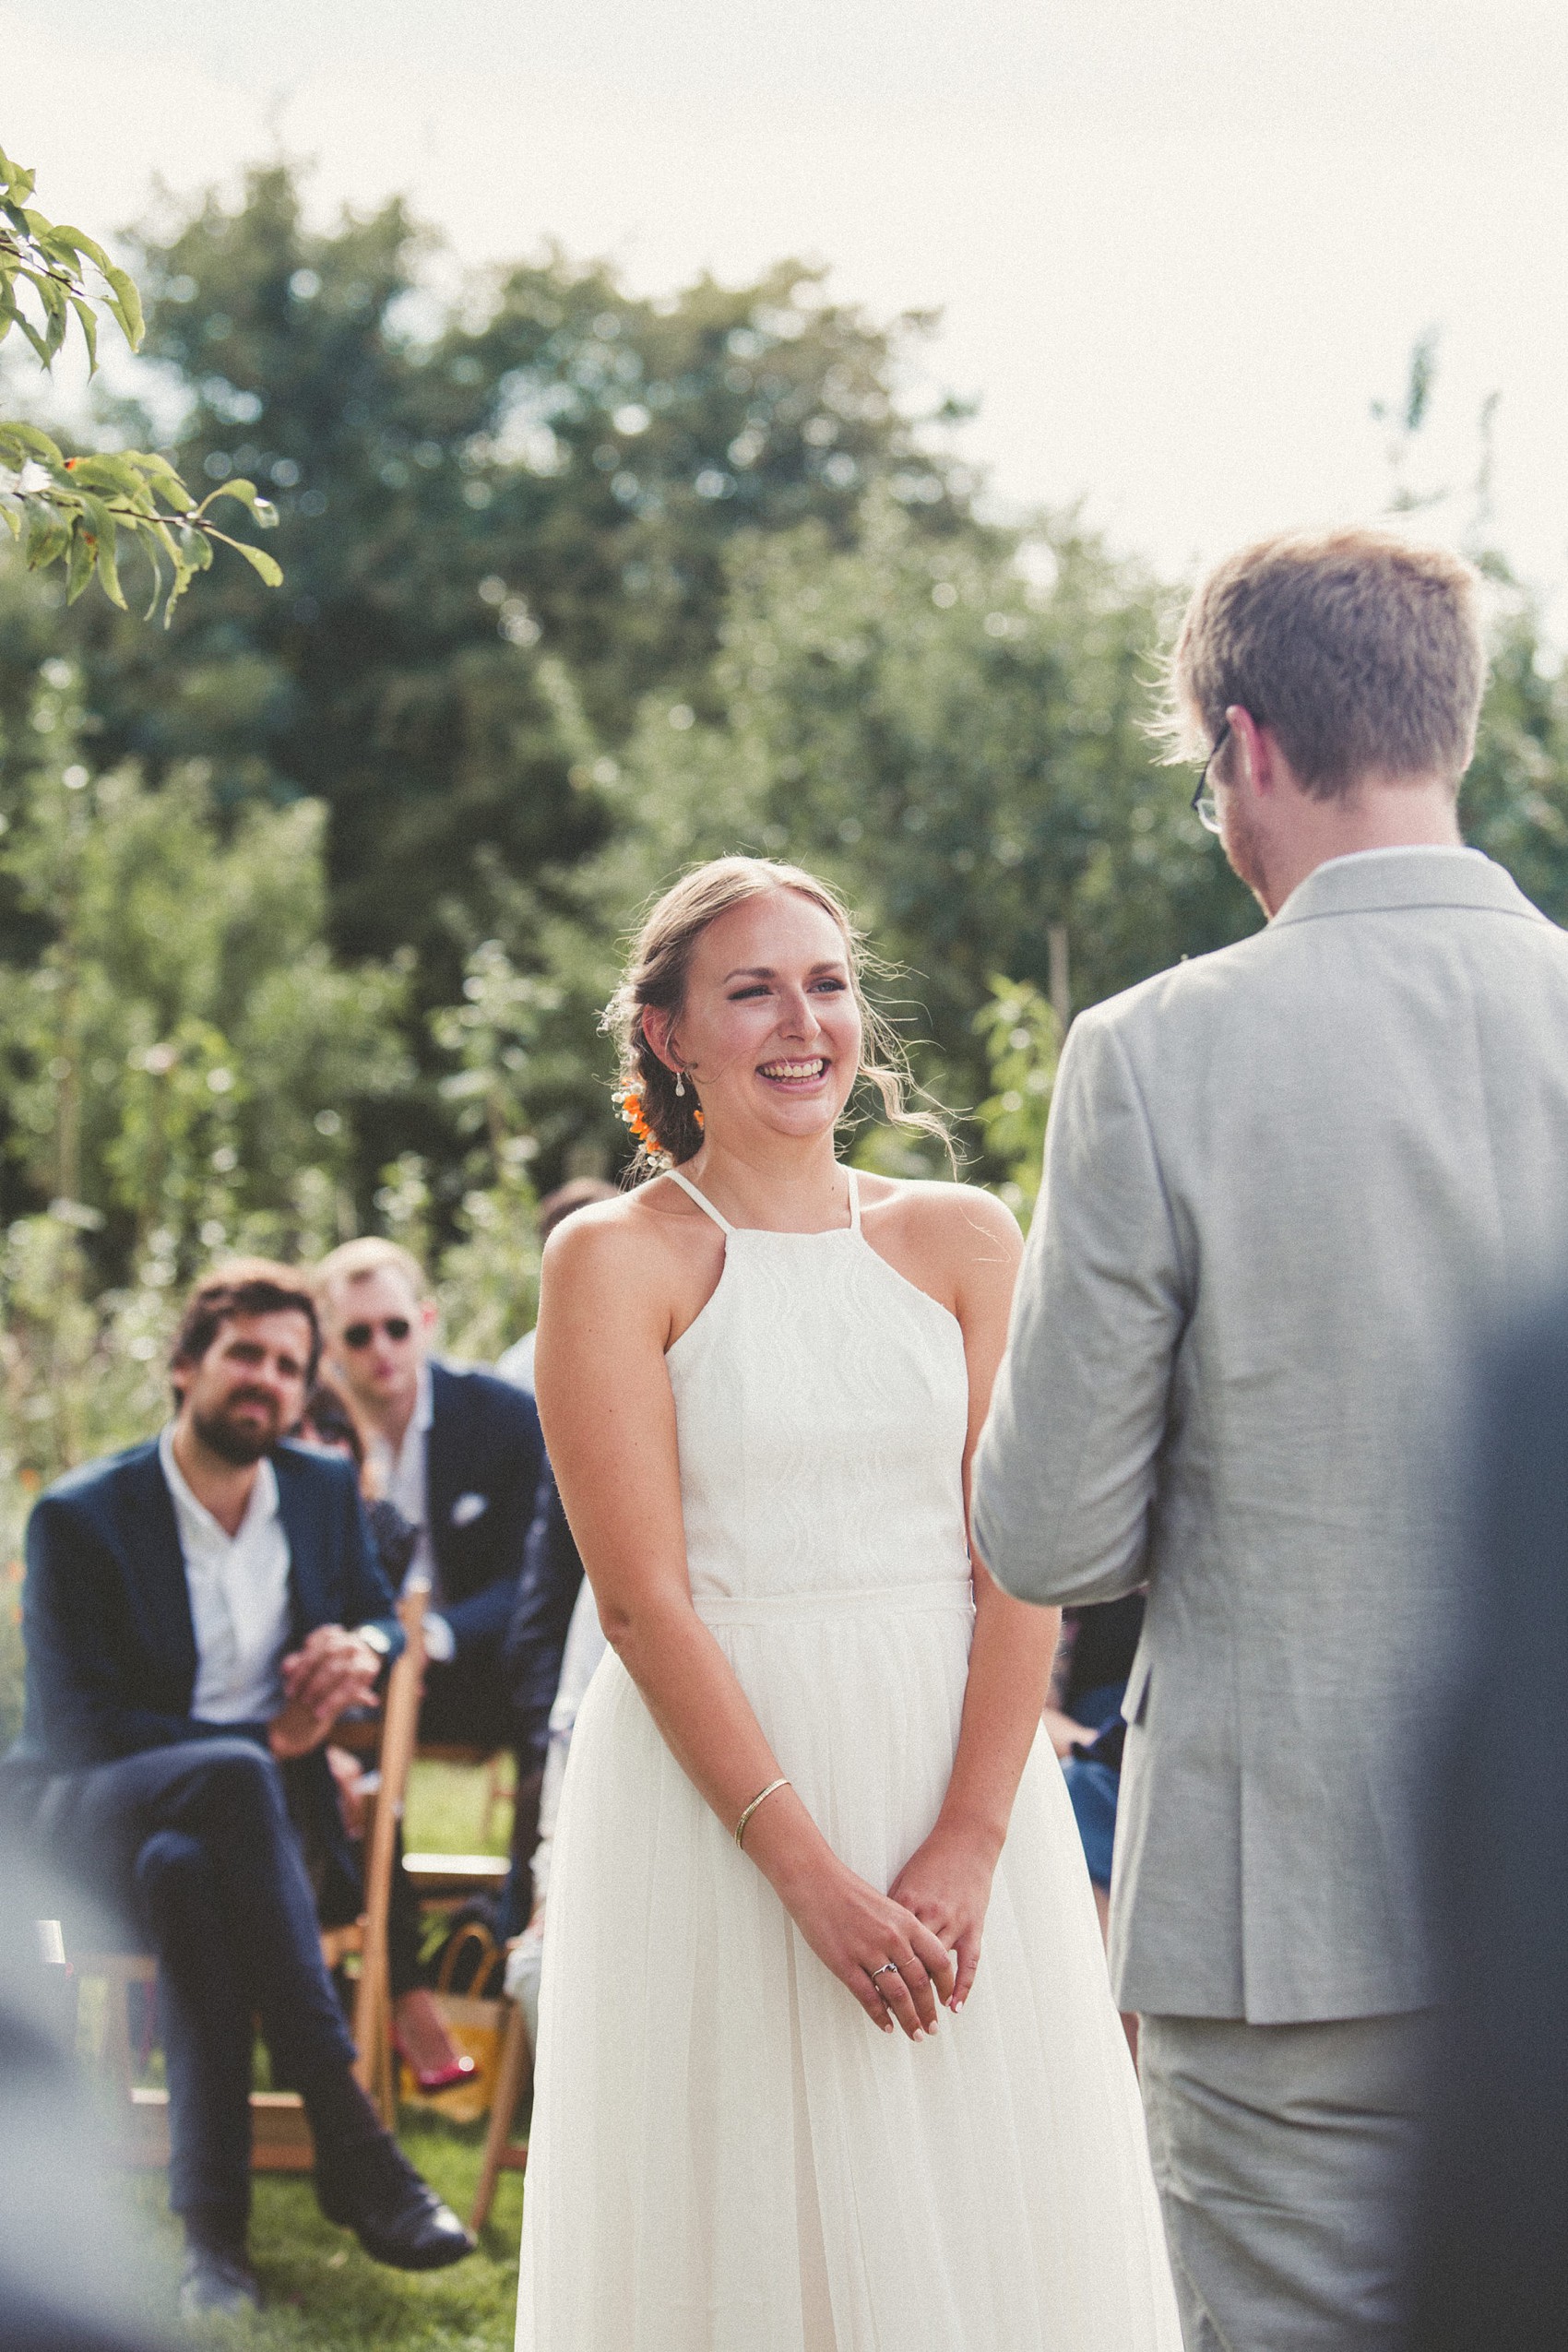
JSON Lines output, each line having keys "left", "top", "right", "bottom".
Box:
{"left": 1408, "top": 1303, "right": 1568, "bottom": 2349}
{"left": 0, "top": 1816, "right": 173, "bottom": 2350}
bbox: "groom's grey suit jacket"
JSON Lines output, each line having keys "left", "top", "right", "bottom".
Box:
{"left": 972, "top": 849, "right": 1568, "bottom": 2025}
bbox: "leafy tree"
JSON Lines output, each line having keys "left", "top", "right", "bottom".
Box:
{"left": 59, "top": 167, "right": 968, "bottom": 1002}
{"left": 0, "top": 144, "right": 280, "bottom": 618}
{"left": 1365, "top": 335, "right": 1568, "bottom": 922}
{"left": 0, "top": 658, "right": 412, "bottom": 1268}
{"left": 971, "top": 977, "right": 1061, "bottom": 1218}
{"left": 1460, "top": 581, "right": 1568, "bottom": 919}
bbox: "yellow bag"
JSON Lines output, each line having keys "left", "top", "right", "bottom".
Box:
{"left": 399, "top": 1922, "right": 507, "bottom": 2124}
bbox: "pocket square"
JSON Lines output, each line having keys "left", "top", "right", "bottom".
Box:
{"left": 450, "top": 1491, "right": 489, "bottom": 1527}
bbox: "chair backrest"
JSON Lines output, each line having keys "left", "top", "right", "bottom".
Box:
{"left": 351, "top": 1573, "right": 428, "bottom": 2120}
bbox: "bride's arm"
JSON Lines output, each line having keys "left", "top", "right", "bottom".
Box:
{"left": 888, "top": 1186, "right": 1058, "bottom": 2010}
{"left": 535, "top": 1206, "right": 955, "bottom": 2040}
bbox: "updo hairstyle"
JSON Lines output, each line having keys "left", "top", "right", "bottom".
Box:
{"left": 603, "top": 856, "right": 948, "bottom": 1177}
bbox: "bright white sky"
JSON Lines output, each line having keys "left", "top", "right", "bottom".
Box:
{"left": 8, "top": 0, "right": 1568, "bottom": 612}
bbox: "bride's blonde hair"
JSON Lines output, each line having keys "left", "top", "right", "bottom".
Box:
{"left": 603, "top": 856, "right": 950, "bottom": 1177}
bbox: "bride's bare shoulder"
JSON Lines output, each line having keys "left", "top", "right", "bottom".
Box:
{"left": 541, "top": 1174, "right": 714, "bottom": 1296}
{"left": 857, "top": 1171, "right": 1022, "bottom": 1259}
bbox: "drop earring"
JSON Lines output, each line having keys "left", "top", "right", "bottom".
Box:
{"left": 674, "top": 1070, "right": 686, "bottom": 1099}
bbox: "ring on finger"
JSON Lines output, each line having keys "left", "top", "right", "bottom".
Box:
{"left": 870, "top": 1960, "right": 899, "bottom": 1989}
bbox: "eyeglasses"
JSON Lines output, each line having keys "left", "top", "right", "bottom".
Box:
{"left": 340, "top": 1316, "right": 412, "bottom": 1349}
{"left": 1191, "top": 721, "right": 1229, "bottom": 834}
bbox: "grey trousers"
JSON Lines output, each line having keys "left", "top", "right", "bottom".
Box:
{"left": 1139, "top": 2011, "right": 1433, "bottom": 2352}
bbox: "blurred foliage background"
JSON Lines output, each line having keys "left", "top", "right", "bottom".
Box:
{"left": 6, "top": 163, "right": 1568, "bottom": 1746}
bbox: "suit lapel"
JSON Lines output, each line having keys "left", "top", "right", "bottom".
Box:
{"left": 121, "top": 1446, "right": 198, "bottom": 1702}
{"left": 275, "top": 1451, "right": 329, "bottom": 1639}
{"left": 424, "top": 1361, "right": 457, "bottom": 1563}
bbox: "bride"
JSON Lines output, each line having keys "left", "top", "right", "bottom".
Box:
{"left": 516, "top": 856, "right": 1180, "bottom": 2350}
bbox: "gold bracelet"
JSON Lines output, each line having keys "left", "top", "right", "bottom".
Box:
{"left": 734, "top": 1776, "right": 790, "bottom": 1849}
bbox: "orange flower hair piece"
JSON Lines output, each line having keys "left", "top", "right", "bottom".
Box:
{"left": 616, "top": 1087, "right": 654, "bottom": 1144}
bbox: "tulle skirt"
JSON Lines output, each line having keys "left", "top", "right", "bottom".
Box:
{"left": 517, "top": 1586, "right": 1181, "bottom": 2351}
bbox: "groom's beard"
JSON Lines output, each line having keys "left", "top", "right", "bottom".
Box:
{"left": 1222, "top": 790, "right": 1270, "bottom": 908}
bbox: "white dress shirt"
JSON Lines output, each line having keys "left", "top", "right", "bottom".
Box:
{"left": 159, "top": 1425, "right": 291, "bottom": 1723}
{"left": 494, "top": 1327, "right": 537, "bottom": 1394}
{"left": 367, "top": 1360, "right": 456, "bottom": 1658}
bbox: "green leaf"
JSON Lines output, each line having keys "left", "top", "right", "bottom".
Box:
{"left": 67, "top": 291, "right": 98, "bottom": 372}
{"left": 232, "top": 538, "right": 284, "bottom": 586}
{"left": 202, "top": 524, "right": 283, "bottom": 587}
{"left": 35, "top": 225, "right": 89, "bottom": 271}
{"left": 137, "top": 530, "right": 165, "bottom": 622}
{"left": 77, "top": 494, "right": 125, "bottom": 608}
{"left": 101, "top": 262, "right": 144, "bottom": 350}
{"left": 0, "top": 148, "right": 35, "bottom": 204}
{"left": 208, "top": 477, "right": 280, "bottom": 529}
{"left": 23, "top": 512, "right": 70, "bottom": 570}
{"left": 65, "top": 517, "right": 97, "bottom": 601}
{"left": 0, "top": 419, "right": 65, "bottom": 466}
{"left": 68, "top": 452, "right": 152, "bottom": 503}
{"left": 60, "top": 225, "right": 111, "bottom": 272}
{"left": 36, "top": 282, "right": 70, "bottom": 365}
{"left": 6, "top": 303, "right": 49, "bottom": 364}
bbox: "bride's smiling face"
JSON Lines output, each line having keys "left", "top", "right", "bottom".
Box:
{"left": 648, "top": 888, "right": 863, "bottom": 1146}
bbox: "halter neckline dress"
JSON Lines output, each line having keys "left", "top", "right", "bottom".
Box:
{"left": 517, "top": 1167, "right": 1180, "bottom": 2351}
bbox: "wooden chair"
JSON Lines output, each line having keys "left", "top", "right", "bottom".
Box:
{"left": 398, "top": 1722, "right": 518, "bottom": 1966}
{"left": 77, "top": 1576, "right": 429, "bottom": 2168}
{"left": 469, "top": 1976, "right": 532, "bottom": 2229}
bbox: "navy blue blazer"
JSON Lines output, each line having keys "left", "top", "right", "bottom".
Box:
{"left": 18, "top": 1439, "right": 400, "bottom": 1772}
{"left": 425, "top": 1362, "right": 545, "bottom": 1658}
{"left": 502, "top": 1455, "right": 585, "bottom": 1784}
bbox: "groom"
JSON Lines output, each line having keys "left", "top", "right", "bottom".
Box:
{"left": 973, "top": 527, "right": 1568, "bottom": 2348}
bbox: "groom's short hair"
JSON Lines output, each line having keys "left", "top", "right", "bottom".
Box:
{"left": 1167, "top": 527, "right": 1485, "bottom": 798}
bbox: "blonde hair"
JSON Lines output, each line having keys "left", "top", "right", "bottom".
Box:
{"left": 1160, "top": 526, "right": 1486, "bottom": 797}
{"left": 603, "top": 856, "right": 950, "bottom": 1175}
{"left": 314, "top": 1235, "right": 429, "bottom": 1308}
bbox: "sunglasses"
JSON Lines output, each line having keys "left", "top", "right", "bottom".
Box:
{"left": 340, "top": 1316, "right": 413, "bottom": 1349}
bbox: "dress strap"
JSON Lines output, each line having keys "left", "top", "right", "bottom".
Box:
{"left": 846, "top": 1168, "right": 862, "bottom": 1234}
{"left": 664, "top": 1169, "right": 733, "bottom": 1234}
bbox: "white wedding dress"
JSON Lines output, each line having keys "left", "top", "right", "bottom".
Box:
{"left": 517, "top": 1170, "right": 1181, "bottom": 2351}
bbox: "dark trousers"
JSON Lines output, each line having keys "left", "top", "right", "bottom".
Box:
{"left": 42, "top": 1740, "right": 359, "bottom": 2226}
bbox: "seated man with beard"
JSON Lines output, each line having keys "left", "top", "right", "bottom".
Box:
{"left": 12, "top": 1261, "right": 473, "bottom": 2320}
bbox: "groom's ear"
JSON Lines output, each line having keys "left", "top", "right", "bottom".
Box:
{"left": 1227, "top": 705, "right": 1280, "bottom": 799}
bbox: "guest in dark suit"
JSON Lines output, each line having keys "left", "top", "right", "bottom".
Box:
{"left": 314, "top": 1240, "right": 547, "bottom": 1886}
{"left": 1407, "top": 1300, "right": 1568, "bottom": 2350}
{"left": 498, "top": 1456, "right": 586, "bottom": 1933}
{"left": 12, "top": 1262, "right": 472, "bottom": 2320}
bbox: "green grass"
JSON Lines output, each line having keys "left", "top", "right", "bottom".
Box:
{"left": 129, "top": 2110, "right": 525, "bottom": 2349}
{"left": 404, "top": 1758, "right": 515, "bottom": 1860}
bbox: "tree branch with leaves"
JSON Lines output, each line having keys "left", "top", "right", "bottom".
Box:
{"left": 0, "top": 145, "right": 281, "bottom": 621}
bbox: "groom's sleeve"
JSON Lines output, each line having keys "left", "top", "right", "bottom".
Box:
{"left": 971, "top": 1005, "right": 1188, "bottom": 1607}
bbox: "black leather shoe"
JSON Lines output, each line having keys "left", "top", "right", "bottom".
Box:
{"left": 179, "top": 2240, "right": 262, "bottom": 2321}
{"left": 315, "top": 2132, "right": 475, "bottom": 2271}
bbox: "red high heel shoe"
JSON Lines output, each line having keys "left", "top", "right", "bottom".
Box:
{"left": 393, "top": 2032, "right": 479, "bottom": 2094}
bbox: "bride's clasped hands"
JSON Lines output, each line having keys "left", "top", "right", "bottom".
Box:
{"left": 741, "top": 1801, "right": 959, "bottom": 2039}
{"left": 886, "top": 1812, "right": 999, "bottom": 2016}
